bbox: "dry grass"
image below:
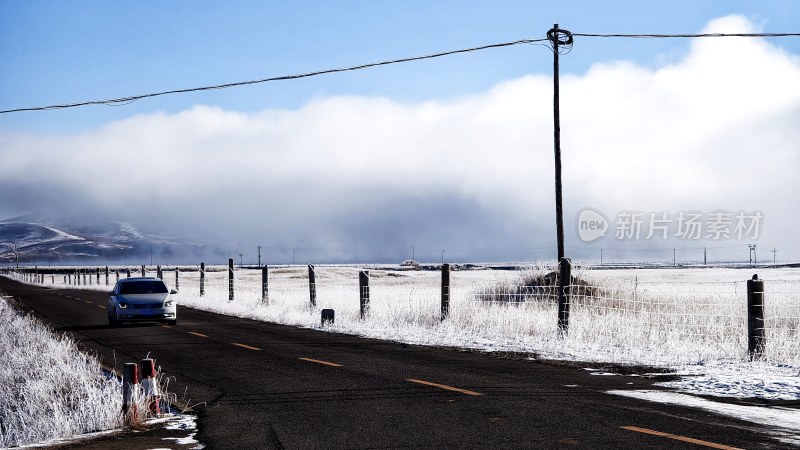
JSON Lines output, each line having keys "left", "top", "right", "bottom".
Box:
{"left": 0, "top": 295, "right": 176, "bottom": 447}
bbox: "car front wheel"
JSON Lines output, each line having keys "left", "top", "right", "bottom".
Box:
{"left": 108, "top": 305, "right": 119, "bottom": 327}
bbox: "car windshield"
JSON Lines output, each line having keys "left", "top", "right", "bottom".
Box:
{"left": 119, "top": 280, "right": 168, "bottom": 294}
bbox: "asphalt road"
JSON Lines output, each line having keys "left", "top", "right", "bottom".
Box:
{"left": 1, "top": 277, "right": 793, "bottom": 449}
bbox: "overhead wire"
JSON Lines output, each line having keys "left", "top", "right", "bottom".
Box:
{"left": 0, "top": 38, "right": 547, "bottom": 114}
{"left": 1, "top": 30, "right": 798, "bottom": 115}
{"left": 572, "top": 32, "right": 800, "bottom": 38}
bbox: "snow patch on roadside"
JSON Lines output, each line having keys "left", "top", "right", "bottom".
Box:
{"left": 609, "top": 389, "right": 800, "bottom": 445}
{"left": 160, "top": 414, "right": 204, "bottom": 449}
{"left": 659, "top": 362, "right": 800, "bottom": 401}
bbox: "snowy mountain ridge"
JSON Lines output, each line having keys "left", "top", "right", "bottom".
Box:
{"left": 0, "top": 215, "right": 209, "bottom": 264}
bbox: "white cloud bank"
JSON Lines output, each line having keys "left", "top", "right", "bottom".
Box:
{"left": 1, "top": 15, "right": 799, "bottom": 263}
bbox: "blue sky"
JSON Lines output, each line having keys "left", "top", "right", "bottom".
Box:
{"left": 1, "top": 2, "right": 799, "bottom": 264}
{"left": 2, "top": 1, "right": 798, "bottom": 132}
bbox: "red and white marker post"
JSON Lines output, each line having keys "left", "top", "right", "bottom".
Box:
{"left": 122, "top": 363, "right": 139, "bottom": 423}
{"left": 139, "top": 358, "right": 160, "bottom": 415}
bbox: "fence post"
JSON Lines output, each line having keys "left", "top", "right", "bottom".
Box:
{"left": 441, "top": 263, "right": 450, "bottom": 321}
{"left": 557, "top": 257, "right": 572, "bottom": 333}
{"left": 200, "top": 262, "right": 205, "bottom": 297}
{"left": 82, "top": 270, "right": 86, "bottom": 285}
{"left": 359, "top": 270, "right": 370, "bottom": 319}
{"left": 228, "top": 258, "right": 234, "bottom": 301}
{"left": 141, "top": 265, "right": 145, "bottom": 277}
{"left": 126, "top": 268, "right": 131, "bottom": 278}
{"left": 122, "top": 362, "right": 139, "bottom": 420}
{"left": 175, "top": 269, "right": 179, "bottom": 292}
{"left": 747, "top": 274, "right": 766, "bottom": 360}
{"left": 139, "top": 359, "right": 160, "bottom": 415}
{"left": 68, "top": 273, "right": 71, "bottom": 285}
{"left": 308, "top": 264, "right": 317, "bottom": 307}
{"left": 105, "top": 266, "right": 109, "bottom": 286}
{"left": 116, "top": 270, "right": 120, "bottom": 282}
{"left": 261, "top": 265, "right": 269, "bottom": 302}
{"left": 157, "top": 265, "right": 162, "bottom": 279}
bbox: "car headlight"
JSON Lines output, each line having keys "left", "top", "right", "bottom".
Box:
{"left": 164, "top": 299, "right": 174, "bottom": 307}
{"left": 119, "top": 302, "right": 129, "bottom": 309}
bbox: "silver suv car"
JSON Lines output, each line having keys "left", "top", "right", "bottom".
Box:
{"left": 108, "top": 277, "right": 177, "bottom": 326}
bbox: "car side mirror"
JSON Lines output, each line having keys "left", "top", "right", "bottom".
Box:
{"left": 170, "top": 289, "right": 178, "bottom": 295}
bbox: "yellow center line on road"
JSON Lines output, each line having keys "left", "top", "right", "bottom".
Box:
{"left": 621, "top": 426, "right": 743, "bottom": 450}
{"left": 299, "top": 357, "right": 342, "bottom": 367}
{"left": 232, "top": 343, "right": 262, "bottom": 351}
{"left": 188, "top": 332, "right": 209, "bottom": 338}
{"left": 405, "top": 379, "right": 482, "bottom": 396}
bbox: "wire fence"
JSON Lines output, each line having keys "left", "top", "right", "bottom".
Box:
{"left": 2, "top": 266, "right": 798, "bottom": 366}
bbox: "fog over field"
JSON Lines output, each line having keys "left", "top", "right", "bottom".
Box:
{"left": 1, "top": 15, "right": 798, "bottom": 263}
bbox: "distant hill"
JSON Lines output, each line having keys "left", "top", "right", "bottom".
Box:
{"left": 0, "top": 216, "right": 212, "bottom": 264}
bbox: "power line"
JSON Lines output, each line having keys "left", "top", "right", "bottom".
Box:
{"left": 257, "top": 246, "right": 347, "bottom": 252}
{"left": 572, "top": 32, "right": 800, "bottom": 39}
{"left": 0, "top": 38, "right": 547, "bottom": 114}
{"left": 2, "top": 30, "right": 798, "bottom": 115}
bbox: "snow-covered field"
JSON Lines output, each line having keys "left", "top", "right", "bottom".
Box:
{"left": 5, "top": 266, "right": 800, "bottom": 405}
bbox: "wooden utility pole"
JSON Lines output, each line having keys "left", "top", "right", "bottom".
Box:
{"left": 548, "top": 24, "right": 573, "bottom": 261}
